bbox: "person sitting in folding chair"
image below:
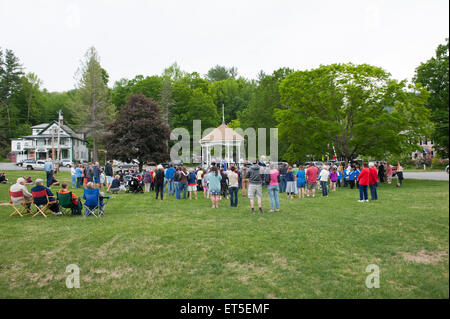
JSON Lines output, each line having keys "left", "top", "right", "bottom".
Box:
{"left": 83, "top": 182, "right": 110, "bottom": 217}
{"left": 57, "top": 182, "right": 82, "bottom": 215}
{"left": 31, "top": 178, "right": 61, "bottom": 217}
{"left": 9, "top": 177, "right": 33, "bottom": 216}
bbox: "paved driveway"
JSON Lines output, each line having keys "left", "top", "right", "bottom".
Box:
{"left": 403, "top": 171, "right": 449, "bottom": 181}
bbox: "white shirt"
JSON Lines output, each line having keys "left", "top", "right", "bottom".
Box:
{"left": 71, "top": 167, "right": 76, "bottom": 176}
{"left": 319, "top": 169, "right": 330, "bottom": 182}
{"left": 9, "top": 183, "right": 32, "bottom": 204}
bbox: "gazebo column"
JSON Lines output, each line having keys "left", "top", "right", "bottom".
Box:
{"left": 238, "top": 141, "right": 241, "bottom": 166}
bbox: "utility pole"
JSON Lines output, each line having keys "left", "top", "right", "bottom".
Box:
{"left": 57, "top": 110, "right": 62, "bottom": 161}
{"left": 51, "top": 127, "right": 55, "bottom": 162}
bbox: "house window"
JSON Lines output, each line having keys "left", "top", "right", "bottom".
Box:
{"left": 16, "top": 142, "right": 21, "bottom": 150}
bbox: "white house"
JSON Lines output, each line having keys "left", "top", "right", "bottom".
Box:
{"left": 10, "top": 121, "right": 89, "bottom": 163}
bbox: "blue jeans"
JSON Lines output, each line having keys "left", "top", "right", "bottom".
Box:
{"left": 76, "top": 177, "right": 83, "bottom": 188}
{"left": 229, "top": 187, "right": 238, "bottom": 207}
{"left": 46, "top": 171, "right": 53, "bottom": 187}
{"left": 321, "top": 181, "right": 328, "bottom": 196}
{"left": 177, "top": 182, "right": 187, "bottom": 199}
{"left": 370, "top": 183, "right": 378, "bottom": 200}
{"left": 359, "top": 185, "right": 368, "bottom": 200}
{"left": 167, "top": 179, "right": 175, "bottom": 195}
{"left": 279, "top": 175, "right": 287, "bottom": 193}
{"left": 174, "top": 182, "right": 179, "bottom": 198}
{"left": 72, "top": 175, "right": 76, "bottom": 187}
{"left": 267, "top": 185, "right": 280, "bottom": 210}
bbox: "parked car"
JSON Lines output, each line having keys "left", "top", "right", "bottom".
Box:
{"left": 162, "top": 160, "right": 183, "bottom": 168}
{"left": 446, "top": 165, "right": 449, "bottom": 174}
{"left": 25, "top": 160, "right": 46, "bottom": 170}
{"left": 16, "top": 159, "right": 36, "bottom": 167}
{"left": 118, "top": 160, "right": 139, "bottom": 169}
{"left": 57, "top": 160, "right": 73, "bottom": 168}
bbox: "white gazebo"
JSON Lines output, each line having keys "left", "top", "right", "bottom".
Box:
{"left": 199, "top": 123, "right": 245, "bottom": 168}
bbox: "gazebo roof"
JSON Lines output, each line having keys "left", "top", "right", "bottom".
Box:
{"left": 200, "top": 123, "right": 245, "bottom": 143}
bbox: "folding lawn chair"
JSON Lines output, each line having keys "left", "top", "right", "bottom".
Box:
{"left": 31, "top": 189, "right": 57, "bottom": 217}
{"left": 83, "top": 188, "right": 111, "bottom": 218}
{"left": 57, "top": 191, "right": 75, "bottom": 216}
{"left": 8, "top": 190, "right": 32, "bottom": 217}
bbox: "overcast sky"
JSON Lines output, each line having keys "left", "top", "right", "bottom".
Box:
{"left": 1, "top": 0, "right": 448, "bottom": 92}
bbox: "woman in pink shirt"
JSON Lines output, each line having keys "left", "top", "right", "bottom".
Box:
{"left": 386, "top": 164, "right": 393, "bottom": 184}
{"left": 267, "top": 164, "right": 280, "bottom": 212}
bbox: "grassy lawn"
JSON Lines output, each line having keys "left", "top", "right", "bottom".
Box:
{"left": 0, "top": 170, "right": 448, "bottom": 299}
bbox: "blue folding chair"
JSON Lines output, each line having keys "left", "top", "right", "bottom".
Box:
{"left": 83, "top": 188, "right": 111, "bottom": 218}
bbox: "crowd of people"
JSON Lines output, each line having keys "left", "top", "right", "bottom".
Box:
{"left": 6, "top": 158, "right": 405, "bottom": 215}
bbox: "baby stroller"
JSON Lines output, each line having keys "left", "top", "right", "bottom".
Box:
{"left": 127, "top": 177, "right": 144, "bottom": 193}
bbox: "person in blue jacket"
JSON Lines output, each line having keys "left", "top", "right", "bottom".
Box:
{"left": 165, "top": 165, "right": 175, "bottom": 196}
{"left": 348, "top": 167, "right": 356, "bottom": 189}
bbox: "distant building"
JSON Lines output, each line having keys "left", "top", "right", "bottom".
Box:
{"left": 10, "top": 121, "right": 89, "bottom": 163}
{"left": 412, "top": 138, "right": 435, "bottom": 160}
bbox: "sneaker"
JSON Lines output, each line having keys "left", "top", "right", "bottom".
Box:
{"left": 251, "top": 208, "right": 255, "bottom": 214}
{"left": 259, "top": 208, "right": 264, "bottom": 213}
{"left": 365, "top": 200, "right": 369, "bottom": 202}
{"left": 357, "top": 200, "right": 364, "bottom": 202}
{"left": 275, "top": 209, "right": 279, "bottom": 212}
{"left": 270, "top": 209, "right": 274, "bottom": 213}
{"left": 55, "top": 211, "right": 62, "bottom": 216}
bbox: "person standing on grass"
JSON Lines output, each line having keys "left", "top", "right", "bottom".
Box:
{"left": 355, "top": 165, "right": 361, "bottom": 189}
{"left": 369, "top": 162, "right": 379, "bottom": 200}
{"left": 285, "top": 165, "right": 296, "bottom": 199}
{"left": 228, "top": 166, "right": 239, "bottom": 207}
{"left": 220, "top": 168, "right": 229, "bottom": 200}
{"left": 75, "top": 164, "right": 83, "bottom": 189}
{"left": 174, "top": 166, "right": 180, "bottom": 198}
{"left": 278, "top": 162, "right": 288, "bottom": 193}
{"left": 144, "top": 169, "right": 152, "bottom": 193}
{"left": 178, "top": 167, "right": 188, "bottom": 200}
{"left": 70, "top": 164, "right": 76, "bottom": 188}
{"left": 305, "top": 163, "right": 319, "bottom": 198}
{"left": 99, "top": 168, "right": 106, "bottom": 190}
{"left": 85, "top": 163, "right": 94, "bottom": 186}
{"left": 319, "top": 165, "right": 330, "bottom": 197}
{"left": 166, "top": 164, "right": 175, "bottom": 196}
{"left": 187, "top": 168, "right": 198, "bottom": 200}
{"left": 241, "top": 165, "right": 249, "bottom": 197}
{"left": 202, "top": 167, "right": 210, "bottom": 199}
{"left": 296, "top": 165, "right": 306, "bottom": 199}
{"left": 154, "top": 165, "right": 165, "bottom": 200}
{"left": 267, "top": 163, "right": 280, "bottom": 212}
{"left": 246, "top": 161, "right": 264, "bottom": 213}
{"left": 105, "top": 160, "right": 114, "bottom": 192}
{"left": 196, "top": 167, "right": 204, "bottom": 192}
{"left": 396, "top": 162, "right": 404, "bottom": 187}
{"left": 378, "top": 162, "right": 385, "bottom": 183}
{"left": 329, "top": 167, "right": 338, "bottom": 192}
{"left": 44, "top": 158, "right": 54, "bottom": 188}
{"left": 93, "top": 162, "right": 100, "bottom": 188}
{"left": 207, "top": 166, "right": 222, "bottom": 208}
{"left": 357, "top": 163, "right": 370, "bottom": 202}
{"left": 386, "top": 163, "right": 393, "bottom": 184}
{"left": 348, "top": 166, "right": 356, "bottom": 189}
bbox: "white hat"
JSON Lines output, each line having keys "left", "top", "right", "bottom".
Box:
{"left": 17, "top": 177, "right": 25, "bottom": 184}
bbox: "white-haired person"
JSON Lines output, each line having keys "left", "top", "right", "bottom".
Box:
{"left": 9, "top": 177, "right": 33, "bottom": 207}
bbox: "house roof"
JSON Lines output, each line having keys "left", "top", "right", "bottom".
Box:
{"left": 31, "top": 123, "right": 49, "bottom": 128}
{"left": 200, "top": 123, "right": 245, "bottom": 143}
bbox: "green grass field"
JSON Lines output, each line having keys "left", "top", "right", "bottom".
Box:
{"left": 0, "top": 170, "right": 448, "bottom": 298}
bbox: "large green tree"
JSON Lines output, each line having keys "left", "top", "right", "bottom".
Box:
{"left": 276, "top": 63, "right": 431, "bottom": 162}
{"left": 103, "top": 94, "right": 170, "bottom": 171}
{"left": 414, "top": 38, "right": 449, "bottom": 158}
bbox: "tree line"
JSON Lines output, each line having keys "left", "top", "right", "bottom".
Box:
{"left": 0, "top": 39, "right": 448, "bottom": 163}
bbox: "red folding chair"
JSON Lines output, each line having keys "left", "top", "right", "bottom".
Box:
{"left": 31, "top": 189, "right": 57, "bottom": 217}
{"left": 9, "top": 190, "right": 32, "bottom": 217}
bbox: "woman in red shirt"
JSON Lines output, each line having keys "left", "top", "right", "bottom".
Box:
{"left": 369, "top": 162, "right": 379, "bottom": 200}
{"left": 357, "top": 163, "right": 370, "bottom": 202}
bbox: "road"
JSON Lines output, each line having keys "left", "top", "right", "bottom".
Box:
{"left": 0, "top": 162, "right": 70, "bottom": 172}
{"left": 403, "top": 171, "right": 449, "bottom": 181}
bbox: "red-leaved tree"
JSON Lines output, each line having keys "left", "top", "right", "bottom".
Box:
{"left": 103, "top": 93, "right": 170, "bottom": 171}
